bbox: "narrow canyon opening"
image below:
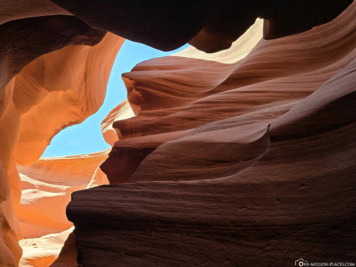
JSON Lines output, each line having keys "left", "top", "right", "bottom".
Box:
{"left": 1, "top": 1, "right": 355, "bottom": 267}
{"left": 16, "top": 40, "right": 188, "bottom": 266}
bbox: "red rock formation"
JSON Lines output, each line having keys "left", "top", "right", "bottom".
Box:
{"left": 101, "top": 99, "right": 135, "bottom": 147}
{"left": 67, "top": 3, "right": 356, "bottom": 266}
{"left": 1, "top": 1, "right": 354, "bottom": 266}
{"left": 18, "top": 151, "right": 109, "bottom": 266}
{"left": 101, "top": 3, "right": 356, "bottom": 184}
{"left": 13, "top": 32, "right": 123, "bottom": 165}
{"left": 0, "top": 16, "right": 106, "bottom": 267}
{"left": 0, "top": 12, "right": 122, "bottom": 266}
{"left": 0, "top": 0, "right": 70, "bottom": 25}
{"left": 52, "top": 0, "right": 353, "bottom": 52}
{"left": 12, "top": 31, "right": 122, "bottom": 265}
{"left": 18, "top": 152, "right": 108, "bottom": 238}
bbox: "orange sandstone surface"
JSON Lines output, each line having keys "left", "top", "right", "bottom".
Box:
{"left": 0, "top": 13, "right": 123, "bottom": 265}
{"left": 0, "top": 1, "right": 355, "bottom": 266}
{"left": 18, "top": 151, "right": 109, "bottom": 267}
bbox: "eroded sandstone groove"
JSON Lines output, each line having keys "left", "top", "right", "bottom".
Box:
{"left": 0, "top": 6, "right": 123, "bottom": 265}
{"left": 1, "top": 1, "right": 355, "bottom": 266}
{"left": 69, "top": 3, "right": 356, "bottom": 267}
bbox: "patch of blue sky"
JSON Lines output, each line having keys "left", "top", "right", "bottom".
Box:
{"left": 41, "top": 40, "right": 188, "bottom": 158}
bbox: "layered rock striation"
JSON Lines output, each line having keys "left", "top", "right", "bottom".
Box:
{"left": 68, "top": 3, "right": 356, "bottom": 266}
{"left": 18, "top": 151, "right": 109, "bottom": 266}
{"left": 0, "top": 7, "right": 123, "bottom": 265}
{"left": 1, "top": 0, "right": 355, "bottom": 266}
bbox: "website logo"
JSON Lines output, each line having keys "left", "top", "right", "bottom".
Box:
{"left": 295, "top": 258, "right": 308, "bottom": 266}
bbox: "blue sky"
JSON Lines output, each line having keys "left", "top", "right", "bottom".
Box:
{"left": 41, "top": 41, "right": 188, "bottom": 158}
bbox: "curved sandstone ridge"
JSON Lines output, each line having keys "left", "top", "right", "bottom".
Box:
{"left": 18, "top": 152, "right": 109, "bottom": 239}
{"left": 0, "top": 1, "right": 355, "bottom": 267}
{"left": 18, "top": 151, "right": 109, "bottom": 267}
{"left": 13, "top": 32, "right": 123, "bottom": 165}
{"left": 101, "top": 2, "right": 356, "bottom": 183}
{"left": 101, "top": 99, "right": 135, "bottom": 147}
{"left": 0, "top": 11, "right": 123, "bottom": 266}
{"left": 66, "top": 3, "right": 356, "bottom": 266}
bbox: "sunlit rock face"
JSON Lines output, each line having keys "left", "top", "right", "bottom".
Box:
{"left": 18, "top": 151, "right": 109, "bottom": 267}
{"left": 1, "top": 1, "right": 354, "bottom": 267}
{"left": 0, "top": 6, "right": 123, "bottom": 265}
{"left": 66, "top": 3, "right": 356, "bottom": 266}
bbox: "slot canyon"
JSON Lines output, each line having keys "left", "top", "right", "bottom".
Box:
{"left": 0, "top": 1, "right": 355, "bottom": 266}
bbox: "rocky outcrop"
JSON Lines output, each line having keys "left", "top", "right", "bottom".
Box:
{"left": 68, "top": 3, "right": 356, "bottom": 266}
{"left": 1, "top": 1, "right": 354, "bottom": 266}
{"left": 18, "top": 152, "right": 108, "bottom": 239}
{"left": 18, "top": 151, "right": 109, "bottom": 266}
{"left": 13, "top": 31, "right": 122, "bottom": 265}
{"left": 101, "top": 99, "right": 135, "bottom": 147}
{"left": 12, "top": 32, "right": 123, "bottom": 165}
{"left": 101, "top": 2, "right": 356, "bottom": 184}
{"left": 0, "top": 0, "right": 70, "bottom": 25}
{"left": 52, "top": 0, "right": 353, "bottom": 52}
{"left": 0, "top": 10, "right": 123, "bottom": 266}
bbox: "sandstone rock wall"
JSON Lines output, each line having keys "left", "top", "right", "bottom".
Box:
{"left": 68, "top": 3, "right": 356, "bottom": 266}
{"left": 0, "top": 12, "right": 123, "bottom": 265}
{"left": 101, "top": 3, "right": 356, "bottom": 184}
{"left": 18, "top": 151, "right": 109, "bottom": 267}
{"left": 1, "top": 1, "right": 355, "bottom": 266}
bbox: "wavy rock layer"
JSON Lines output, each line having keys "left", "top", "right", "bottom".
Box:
{"left": 13, "top": 32, "right": 122, "bottom": 266}
{"left": 1, "top": 1, "right": 355, "bottom": 266}
{"left": 18, "top": 151, "right": 109, "bottom": 267}
{"left": 18, "top": 152, "right": 108, "bottom": 239}
{"left": 0, "top": 10, "right": 123, "bottom": 265}
{"left": 69, "top": 3, "right": 356, "bottom": 266}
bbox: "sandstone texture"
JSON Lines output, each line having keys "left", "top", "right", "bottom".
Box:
{"left": 0, "top": 6, "right": 123, "bottom": 265}
{"left": 0, "top": 0, "right": 355, "bottom": 266}
{"left": 69, "top": 3, "right": 356, "bottom": 266}
{"left": 52, "top": 0, "right": 353, "bottom": 53}
{"left": 18, "top": 152, "right": 109, "bottom": 266}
